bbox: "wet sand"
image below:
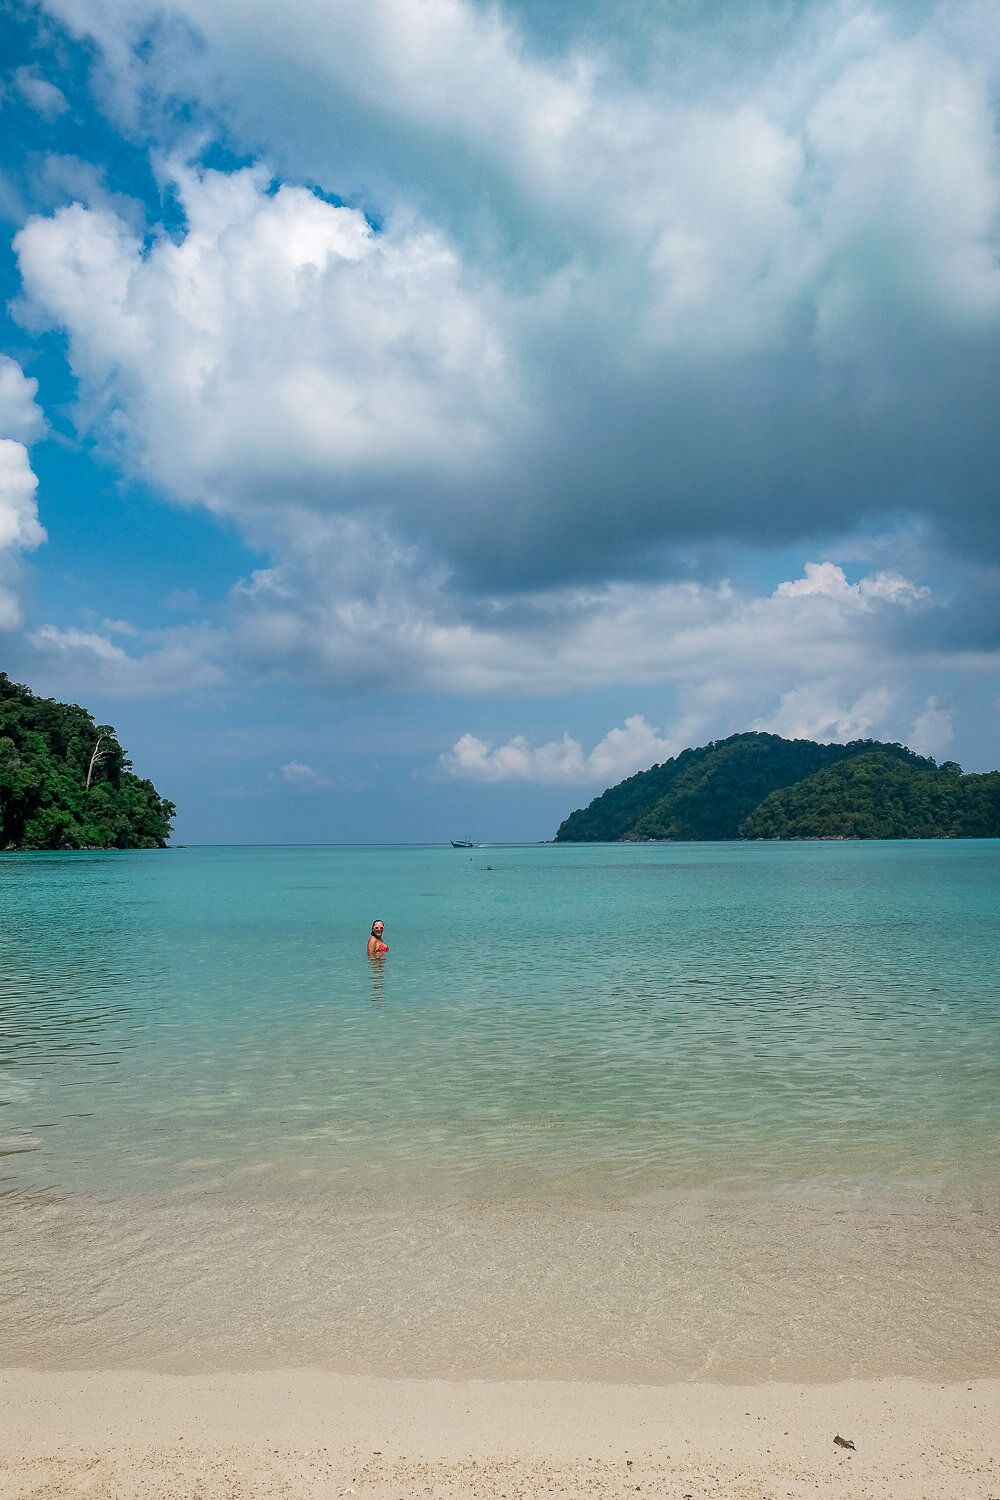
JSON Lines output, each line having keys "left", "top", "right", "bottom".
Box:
{"left": 6, "top": 1185, "right": 1000, "bottom": 1382}
{"left": 2, "top": 1370, "right": 998, "bottom": 1499}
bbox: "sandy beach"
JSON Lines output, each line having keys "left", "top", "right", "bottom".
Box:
{"left": 2, "top": 1370, "right": 998, "bottom": 1499}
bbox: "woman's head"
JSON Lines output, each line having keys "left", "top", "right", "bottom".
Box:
{"left": 371, "top": 919, "right": 385, "bottom": 937}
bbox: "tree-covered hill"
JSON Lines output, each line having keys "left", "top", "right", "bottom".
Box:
{"left": 554, "top": 731, "right": 996, "bottom": 841}
{"left": 0, "top": 672, "right": 175, "bottom": 850}
{"left": 627, "top": 733, "right": 923, "bottom": 841}
{"left": 741, "top": 751, "right": 1000, "bottom": 840}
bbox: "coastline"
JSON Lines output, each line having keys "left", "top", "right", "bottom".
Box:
{"left": 6, "top": 1183, "right": 1000, "bottom": 1383}
{"left": 2, "top": 1369, "right": 998, "bottom": 1498}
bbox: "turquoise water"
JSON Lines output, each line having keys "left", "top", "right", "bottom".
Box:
{"left": 4, "top": 840, "right": 1000, "bottom": 1198}
{"left": 2, "top": 841, "right": 1000, "bottom": 1378}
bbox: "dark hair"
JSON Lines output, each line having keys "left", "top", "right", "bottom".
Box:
{"left": 371, "top": 919, "right": 384, "bottom": 936}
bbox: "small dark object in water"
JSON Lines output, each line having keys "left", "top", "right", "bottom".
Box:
{"left": 833, "top": 1435, "right": 856, "bottom": 1450}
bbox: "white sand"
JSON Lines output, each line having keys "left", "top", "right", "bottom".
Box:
{"left": 2, "top": 1370, "right": 998, "bottom": 1498}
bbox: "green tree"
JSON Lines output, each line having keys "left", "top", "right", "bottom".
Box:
{"left": 0, "top": 673, "right": 175, "bottom": 851}
{"left": 740, "top": 753, "right": 1000, "bottom": 840}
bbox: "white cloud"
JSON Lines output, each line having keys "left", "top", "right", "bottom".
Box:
{"left": 0, "top": 440, "right": 45, "bottom": 552}
{"left": 14, "top": 162, "right": 514, "bottom": 516}
{"left": 754, "top": 683, "right": 897, "bottom": 744}
{"left": 0, "top": 588, "right": 22, "bottom": 634}
{"left": 432, "top": 558, "right": 958, "bottom": 782}
{"left": 30, "top": 154, "right": 148, "bottom": 228}
{"left": 806, "top": 33, "right": 1000, "bottom": 336}
{"left": 278, "top": 760, "right": 330, "bottom": 787}
{"left": 0, "top": 356, "right": 47, "bottom": 445}
{"left": 440, "top": 714, "right": 678, "bottom": 785}
{"left": 14, "top": 65, "right": 69, "bottom": 119}
{"left": 10, "top": 534, "right": 946, "bottom": 737}
{"left": 0, "top": 355, "right": 47, "bottom": 631}
{"left": 774, "top": 561, "right": 931, "bottom": 609}
{"left": 221, "top": 553, "right": 935, "bottom": 696}
{"left": 0, "top": 438, "right": 46, "bottom": 630}
{"left": 32, "top": 624, "right": 130, "bottom": 665}
{"left": 910, "top": 696, "right": 955, "bottom": 759}
{"left": 28, "top": 622, "right": 226, "bottom": 697}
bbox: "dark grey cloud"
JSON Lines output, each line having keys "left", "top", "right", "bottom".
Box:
{"left": 884, "top": 564, "right": 1000, "bottom": 655}
{"left": 26, "top": 0, "right": 1000, "bottom": 599}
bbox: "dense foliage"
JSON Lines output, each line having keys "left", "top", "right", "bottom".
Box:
{"left": 555, "top": 731, "right": 998, "bottom": 842}
{"left": 0, "top": 673, "right": 175, "bottom": 850}
{"left": 741, "top": 752, "right": 1000, "bottom": 840}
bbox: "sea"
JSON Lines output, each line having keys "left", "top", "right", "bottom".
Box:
{"left": 2, "top": 840, "right": 999, "bottom": 1382}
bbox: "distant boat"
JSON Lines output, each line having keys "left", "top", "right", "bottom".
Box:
{"left": 450, "top": 837, "right": 476, "bottom": 848}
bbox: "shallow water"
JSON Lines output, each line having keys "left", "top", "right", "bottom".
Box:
{"left": 2, "top": 841, "right": 999, "bottom": 1377}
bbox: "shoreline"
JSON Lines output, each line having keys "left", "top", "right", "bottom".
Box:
{"left": 2, "top": 1369, "right": 998, "bottom": 1498}
{"left": 6, "top": 1182, "right": 1000, "bottom": 1384}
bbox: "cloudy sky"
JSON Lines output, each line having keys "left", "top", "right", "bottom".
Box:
{"left": 1, "top": 0, "right": 998, "bottom": 842}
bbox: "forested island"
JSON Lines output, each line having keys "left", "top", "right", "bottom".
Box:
{"left": 555, "top": 731, "right": 1000, "bottom": 842}
{"left": 0, "top": 673, "right": 174, "bottom": 850}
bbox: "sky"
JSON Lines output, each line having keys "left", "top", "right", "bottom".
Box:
{"left": 1, "top": 0, "right": 998, "bottom": 843}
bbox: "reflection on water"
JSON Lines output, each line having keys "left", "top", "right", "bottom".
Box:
{"left": 2, "top": 841, "right": 1000, "bottom": 1375}
{"left": 368, "top": 952, "right": 386, "bottom": 1004}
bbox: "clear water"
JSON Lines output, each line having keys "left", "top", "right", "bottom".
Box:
{"left": 2, "top": 841, "right": 999, "bottom": 1380}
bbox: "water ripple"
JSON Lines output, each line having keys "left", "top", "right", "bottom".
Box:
{"left": 2, "top": 842, "right": 999, "bottom": 1371}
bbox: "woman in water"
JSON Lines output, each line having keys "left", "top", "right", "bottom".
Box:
{"left": 367, "top": 919, "right": 389, "bottom": 956}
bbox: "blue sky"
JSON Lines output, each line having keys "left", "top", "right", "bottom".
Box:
{"left": 1, "top": 0, "right": 998, "bottom": 842}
